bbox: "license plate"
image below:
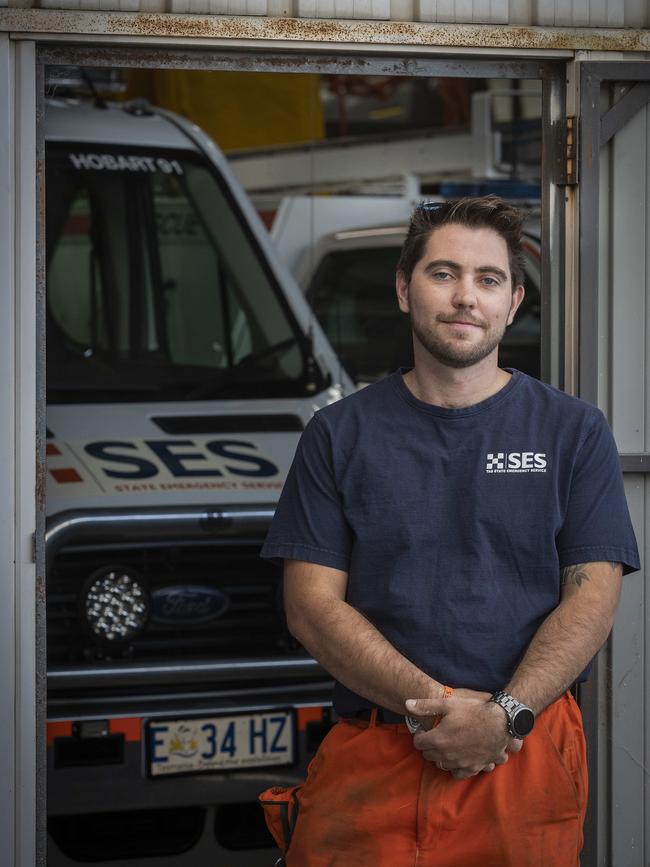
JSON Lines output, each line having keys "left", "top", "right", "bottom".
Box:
{"left": 146, "top": 710, "right": 295, "bottom": 777}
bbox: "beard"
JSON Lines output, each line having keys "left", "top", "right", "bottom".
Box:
{"left": 410, "top": 313, "right": 507, "bottom": 369}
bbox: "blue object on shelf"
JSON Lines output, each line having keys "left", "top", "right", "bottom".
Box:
{"left": 438, "top": 180, "right": 541, "bottom": 200}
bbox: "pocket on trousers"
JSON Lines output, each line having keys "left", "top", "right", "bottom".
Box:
{"left": 259, "top": 784, "right": 302, "bottom": 854}
{"left": 558, "top": 734, "right": 588, "bottom": 816}
{"left": 541, "top": 713, "right": 588, "bottom": 816}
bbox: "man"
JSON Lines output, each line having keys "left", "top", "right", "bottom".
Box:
{"left": 259, "top": 197, "right": 639, "bottom": 866}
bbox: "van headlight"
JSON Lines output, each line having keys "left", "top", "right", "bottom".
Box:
{"left": 83, "top": 568, "right": 149, "bottom": 642}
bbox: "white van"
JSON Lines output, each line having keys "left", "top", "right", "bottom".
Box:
{"left": 45, "top": 98, "right": 351, "bottom": 866}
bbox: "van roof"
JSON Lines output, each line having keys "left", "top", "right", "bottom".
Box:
{"left": 44, "top": 99, "right": 196, "bottom": 151}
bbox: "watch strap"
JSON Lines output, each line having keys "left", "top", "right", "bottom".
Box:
{"left": 491, "top": 690, "right": 521, "bottom": 717}
{"left": 489, "top": 690, "right": 535, "bottom": 737}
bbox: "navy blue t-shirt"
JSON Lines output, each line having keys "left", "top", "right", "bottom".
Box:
{"left": 261, "top": 369, "right": 640, "bottom": 714}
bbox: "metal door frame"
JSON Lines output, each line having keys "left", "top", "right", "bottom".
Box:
{"left": 576, "top": 60, "right": 650, "bottom": 867}
{"left": 4, "top": 37, "right": 570, "bottom": 867}
{"left": 0, "top": 34, "right": 44, "bottom": 867}
{"left": 579, "top": 62, "right": 650, "bottom": 417}
{"left": 36, "top": 43, "right": 567, "bottom": 389}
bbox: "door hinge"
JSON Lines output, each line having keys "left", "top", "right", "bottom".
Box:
{"left": 554, "top": 116, "right": 578, "bottom": 186}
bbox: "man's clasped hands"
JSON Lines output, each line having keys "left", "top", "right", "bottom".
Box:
{"left": 405, "top": 688, "right": 522, "bottom": 781}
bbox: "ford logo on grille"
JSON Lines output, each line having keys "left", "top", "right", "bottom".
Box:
{"left": 151, "top": 586, "right": 229, "bottom": 626}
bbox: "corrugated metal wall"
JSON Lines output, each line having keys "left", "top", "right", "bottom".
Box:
{"left": 10, "top": 0, "right": 650, "bottom": 25}
{"left": 597, "top": 88, "right": 649, "bottom": 866}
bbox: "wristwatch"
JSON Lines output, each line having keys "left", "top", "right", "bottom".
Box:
{"left": 489, "top": 690, "right": 535, "bottom": 738}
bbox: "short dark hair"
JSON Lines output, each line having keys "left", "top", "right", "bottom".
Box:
{"left": 396, "top": 196, "right": 526, "bottom": 290}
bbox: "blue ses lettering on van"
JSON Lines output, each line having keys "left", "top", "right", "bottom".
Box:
{"left": 205, "top": 440, "right": 279, "bottom": 478}
{"left": 84, "top": 442, "right": 158, "bottom": 479}
{"left": 151, "top": 586, "right": 229, "bottom": 626}
{"left": 84, "top": 439, "right": 280, "bottom": 480}
{"left": 146, "top": 440, "right": 224, "bottom": 478}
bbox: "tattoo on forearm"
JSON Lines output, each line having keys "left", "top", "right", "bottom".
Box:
{"left": 560, "top": 561, "right": 621, "bottom": 587}
{"left": 560, "top": 563, "right": 590, "bottom": 587}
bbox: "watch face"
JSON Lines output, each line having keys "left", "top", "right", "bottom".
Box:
{"left": 512, "top": 707, "right": 535, "bottom": 737}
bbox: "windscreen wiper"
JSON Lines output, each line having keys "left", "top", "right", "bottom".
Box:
{"left": 185, "top": 336, "right": 303, "bottom": 400}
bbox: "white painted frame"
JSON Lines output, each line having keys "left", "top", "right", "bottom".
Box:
{"left": 0, "top": 34, "right": 41, "bottom": 867}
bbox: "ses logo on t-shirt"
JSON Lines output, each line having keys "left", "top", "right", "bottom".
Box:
{"left": 485, "top": 452, "right": 547, "bottom": 474}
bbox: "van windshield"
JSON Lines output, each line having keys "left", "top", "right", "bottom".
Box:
{"left": 46, "top": 144, "right": 321, "bottom": 403}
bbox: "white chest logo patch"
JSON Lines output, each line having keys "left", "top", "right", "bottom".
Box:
{"left": 485, "top": 452, "right": 547, "bottom": 474}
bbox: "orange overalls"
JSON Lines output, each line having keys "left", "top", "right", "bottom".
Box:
{"left": 260, "top": 692, "right": 587, "bottom": 866}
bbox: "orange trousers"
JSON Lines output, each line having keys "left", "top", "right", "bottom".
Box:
{"left": 260, "top": 692, "right": 587, "bottom": 866}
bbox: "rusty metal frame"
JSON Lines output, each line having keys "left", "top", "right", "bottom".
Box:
{"left": 540, "top": 63, "right": 566, "bottom": 388}
{"left": 37, "top": 43, "right": 551, "bottom": 78}
{"left": 34, "top": 55, "right": 46, "bottom": 867}
{"left": 36, "top": 43, "right": 564, "bottom": 391}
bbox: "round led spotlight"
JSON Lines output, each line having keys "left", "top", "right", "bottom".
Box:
{"left": 83, "top": 568, "right": 150, "bottom": 642}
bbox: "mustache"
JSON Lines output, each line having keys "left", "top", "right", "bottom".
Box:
{"left": 436, "top": 314, "right": 486, "bottom": 328}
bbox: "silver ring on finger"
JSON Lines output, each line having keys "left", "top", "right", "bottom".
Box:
{"left": 436, "top": 760, "right": 446, "bottom": 771}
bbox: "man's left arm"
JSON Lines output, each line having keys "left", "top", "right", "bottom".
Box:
{"left": 505, "top": 559, "right": 621, "bottom": 714}
{"left": 408, "top": 560, "right": 622, "bottom": 777}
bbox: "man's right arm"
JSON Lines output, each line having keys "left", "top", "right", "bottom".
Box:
{"left": 284, "top": 559, "right": 446, "bottom": 715}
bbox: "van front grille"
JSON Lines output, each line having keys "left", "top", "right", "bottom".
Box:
{"left": 47, "top": 542, "right": 300, "bottom": 668}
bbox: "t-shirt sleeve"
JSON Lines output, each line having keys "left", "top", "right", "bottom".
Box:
{"left": 556, "top": 410, "right": 640, "bottom": 574}
{"left": 260, "top": 413, "right": 352, "bottom": 572}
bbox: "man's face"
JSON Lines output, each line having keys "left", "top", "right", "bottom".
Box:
{"left": 396, "top": 223, "right": 525, "bottom": 370}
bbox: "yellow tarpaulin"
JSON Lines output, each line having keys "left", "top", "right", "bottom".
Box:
{"left": 126, "top": 69, "right": 324, "bottom": 152}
